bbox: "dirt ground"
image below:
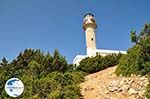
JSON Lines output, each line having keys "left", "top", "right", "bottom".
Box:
{"left": 80, "top": 66, "right": 117, "bottom": 99}
{"left": 80, "top": 66, "right": 133, "bottom": 99}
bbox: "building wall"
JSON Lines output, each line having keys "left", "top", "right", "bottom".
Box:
{"left": 73, "top": 49, "right": 127, "bottom": 65}
{"left": 85, "top": 27, "right": 96, "bottom": 50}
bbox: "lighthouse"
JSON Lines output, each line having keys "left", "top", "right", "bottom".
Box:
{"left": 73, "top": 13, "right": 127, "bottom": 65}
{"left": 83, "top": 13, "right": 97, "bottom": 56}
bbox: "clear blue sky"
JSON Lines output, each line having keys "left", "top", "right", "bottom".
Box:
{"left": 0, "top": 0, "right": 150, "bottom": 63}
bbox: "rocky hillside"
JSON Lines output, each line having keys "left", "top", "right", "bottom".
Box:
{"left": 80, "top": 66, "right": 149, "bottom": 99}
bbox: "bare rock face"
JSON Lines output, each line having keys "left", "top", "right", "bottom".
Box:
{"left": 80, "top": 66, "right": 149, "bottom": 99}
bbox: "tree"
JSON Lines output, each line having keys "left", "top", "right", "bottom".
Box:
{"left": 130, "top": 24, "right": 150, "bottom": 44}
{"left": 130, "top": 30, "right": 138, "bottom": 43}
{"left": 0, "top": 57, "right": 8, "bottom": 67}
{"left": 116, "top": 23, "right": 150, "bottom": 76}
{"left": 0, "top": 49, "right": 84, "bottom": 98}
{"left": 52, "top": 49, "right": 68, "bottom": 72}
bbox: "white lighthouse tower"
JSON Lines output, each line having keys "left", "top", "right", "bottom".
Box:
{"left": 73, "top": 13, "right": 127, "bottom": 65}
{"left": 83, "top": 13, "right": 97, "bottom": 56}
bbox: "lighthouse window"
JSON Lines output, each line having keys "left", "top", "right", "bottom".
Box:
{"left": 91, "top": 38, "right": 93, "bottom": 41}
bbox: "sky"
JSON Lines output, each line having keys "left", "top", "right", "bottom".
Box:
{"left": 0, "top": 0, "right": 150, "bottom": 63}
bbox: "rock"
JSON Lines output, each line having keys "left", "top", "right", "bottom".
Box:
{"left": 108, "top": 86, "right": 118, "bottom": 92}
{"left": 105, "top": 75, "right": 149, "bottom": 98}
{"left": 109, "top": 80, "right": 119, "bottom": 87}
{"left": 138, "top": 90, "right": 146, "bottom": 98}
{"left": 80, "top": 66, "right": 149, "bottom": 99}
{"left": 128, "top": 88, "right": 138, "bottom": 95}
{"left": 117, "top": 87, "right": 122, "bottom": 92}
{"left": 120, "top": 78, "right": 126, "bottom": 85}
{"left": 108, "top": 80, "right": 120, "bottom": 92}
{"left": 129, "top": 95, "right": 137, "bottom": 99}
{"left": 105, "top": 90, "right": 109, "bottom": 94}
{"left": 122, "top": 85, "right": 130, "bottom": 93}
{"left": 128, "top": 79, "right": 134, "bottom": 85}
{"left": 137, "top": 85, "right": 142, "bottom": 91}
{"left": 104, "top": 87, "right": 110, "bottom": 94}
{"left": 140, "top": 77, "right": 147, "bottom": 81}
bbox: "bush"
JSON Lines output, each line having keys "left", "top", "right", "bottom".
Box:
{"left": 0, "top": 49, "right": 84, "bottom": 99}
{"left": 76, "top": 54, "right": 122, "bottom": 74}
{"left": 115, "top": 45, "right": 141, "bottom": 76}
{"left": 115, "top": 23, "right": 150, "bottom": 76}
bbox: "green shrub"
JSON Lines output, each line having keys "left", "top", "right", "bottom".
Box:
{"left": 0, "top": 49, "right": 84, "bottom": 99}
{"left": 145, "top": 76, "right": 150, "bottom": 98}
{"left": 76, "top": 54, "right": 122, "bottom": 73}
{"left": 115, "top": 23, "right": 150, "bottom": 76}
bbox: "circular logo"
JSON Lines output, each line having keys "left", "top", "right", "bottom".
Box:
{"left": 5, "top": 78, "right": 24, "bottom": 97}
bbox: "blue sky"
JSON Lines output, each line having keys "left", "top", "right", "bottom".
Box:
{"left": 0, "top": 0, "right": 149, "bottom": 63}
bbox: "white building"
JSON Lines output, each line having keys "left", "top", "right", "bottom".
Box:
{"left": 73, "top": 13, "right": 127, "bottom": 65}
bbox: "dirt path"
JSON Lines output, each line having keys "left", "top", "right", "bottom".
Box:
{"left": 80, "top": 66, "right": 148, "bottom": 99}
{"left": 80, "top": 66, "right": 118, "bottom": 99}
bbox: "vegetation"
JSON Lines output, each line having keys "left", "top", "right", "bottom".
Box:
{"left": 76, "top": 53, "right": 122, "bottom": 74}
{"left": 0, "top": 49, "right": 84, "bottom": 99}
{"left": 1, "top": 23, "right": 150, "bottom": 98}
{"left": 115, "top": 23, "right": 150, "bottom": 76}
{"left": 115, "top": 23, "right": 150, "bottom": 98}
